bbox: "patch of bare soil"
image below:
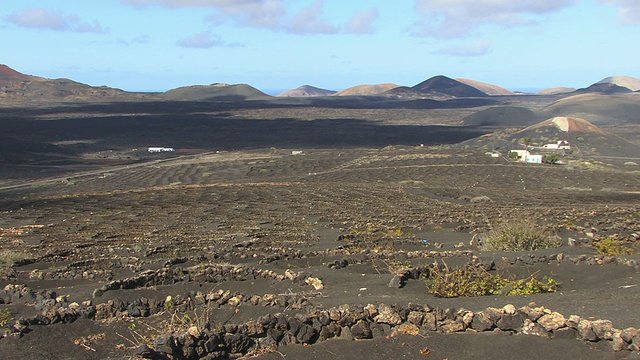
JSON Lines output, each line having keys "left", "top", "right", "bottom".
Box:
{"left": 1, "top": 146, "right": 639, "bottom": 360}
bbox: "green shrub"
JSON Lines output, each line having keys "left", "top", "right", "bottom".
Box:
{"left": 0, "top": 308, "right": 12, "bottom": 327}
{"left": 545, "top": 153, "right": 559, "bottom": 164}
{"left": 425, "top": 264, "right": 559, "bottom": 298}
{"left": 595, "top": 237, "right": 635, "bottom": 255}
{"left": 0, "top": 250, "right": 33, "bottom": 265}
{"left": 480, "top": 219, "right": 561, "bottom": 251}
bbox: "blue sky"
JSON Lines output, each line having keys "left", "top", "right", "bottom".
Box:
{"left": 2, "top": 0, "right": 639, "bottom": 93}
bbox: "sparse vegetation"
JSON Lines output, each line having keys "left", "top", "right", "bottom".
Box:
{"left": 0, "top": 308, "right": 13, "bottom": 327}
{"left": 0, "top": 250, "right": 33, "bottom": 265}
{"left": 545, "top": 153, "right": 559, "bottom": 164}
{"left": 479, "top": 219, "right": 561, "bottom": 251}
{"left": 595, "top": 236, "right": 636, "bottom": 256}
{"left": 470, "top": 195, "right": 492, "bottom": 203}
{"left": 425, "top": 263, "right": 559, "bottom": 298}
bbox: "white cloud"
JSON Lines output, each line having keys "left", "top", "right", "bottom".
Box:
{"left": 436, "top": 38, "right": 491, "bottom": 56}
{"left": 124, "top": 0, "right": 377, "bottom": 35}
{"left": 600, "top": 0, "right": 640, "bottom": 24}
{"left": 411, "top": 0, "right": 576, "bottom": 38}
{"left": 286, "top": 0, "right": 338, "bottom": 34}
{"left": 177, "top": 31, "right": 242, "bottom": 48}
{"left": 345, "top": 8, "right": 379, "bottom": 34}
{"left": 6, "top": 8, "right": 107, "bottom": 33}
{"left": 125, "top": 0, "right": 286, "bottom": 28}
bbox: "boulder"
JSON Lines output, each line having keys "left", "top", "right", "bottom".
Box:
{"left": 592, "top": 320, "right": 614, "bottom": 340}
{"left": 422, "top": 312, "right": 437, "bottom": 331}
{"left": 350, "top": 320, "right": 373, "bottom": 340}
{"left": 497, "top": 313, "right": 525, "bottom": 331}
{"left": 471, "top": 312, "right": 494, "bottom": 332}
{"left": 223, "top": 333, "right": 253, "bottom": 354}
{"left": 537, "top": 312, "right": 566, "bottom": 331}
{"left": 440, "top": 320, "right": 466, "bottom": 333}
{"left": 521, "top": 319, "right": 549, "bottom": 338}
{"left": 578, "top": 319, "right": 598, "bottom": 342}
{"left": 408, "top": 311, "right": 424, "bottom": 326}
{"left": 391, "top": 323, "right": 420, "bottom": 336}
{"left": 374, "top": 304, "right": 402, "bottom": 325}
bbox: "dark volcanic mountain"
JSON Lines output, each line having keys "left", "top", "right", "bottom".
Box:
{"left": 386, "top": 75, "right": 489, "bottom": 99}
{"left": 160, "top": 83, "right": 271, "bottom": 101}
{"left": 413, "top": 76, "right": 489, "bottom": 97}
{"left": 277, "top": 85, "right": 336, "bottom": 97}
{"left": 572, "top": 82, "right": 632, "bottom": 95}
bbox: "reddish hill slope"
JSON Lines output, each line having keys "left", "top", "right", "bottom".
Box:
{"left": 277, "top": 85, "right": 336, "bottom": 97}
{"left": 456, "top": 78, "right": 513, "bottom": 95}
{"left": 334, "top": 83, "right": 400, "bottom": 96}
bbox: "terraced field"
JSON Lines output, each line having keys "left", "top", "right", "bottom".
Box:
{"left": 1, "top": 146, "right": 639, "bottom": 359}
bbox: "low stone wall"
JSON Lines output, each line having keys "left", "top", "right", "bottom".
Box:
{"left": 2, "top": 283, "right": 639, "bottom": 358}
{"left": 134, "top": 302, "right": 640, "bottom": 359}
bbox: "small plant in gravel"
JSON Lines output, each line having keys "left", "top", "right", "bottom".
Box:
{"left": 479, "top": 219, "right": 561, "bottom": 251}
{"left": 425, "top": 264, "right": 559, "bottom": 298}
{"left": 595, "top": 236, "right": 636, "bottom": 256}
{"left": 0, "top": 308, "right": 12, "bottom": 327}
{"left": 0, "top": 250, "right": 33, "bottom": 265}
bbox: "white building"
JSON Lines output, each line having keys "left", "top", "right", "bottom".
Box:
{"left": 510, "top": 150, "right": 543, "bottom": 163}
{"left": 543, "top": 140, "right": 571, "bottom": 150}
{"left": 526, "top": 154, "right": 544, "bottom": 163}
{"left": 148, "top": 147, "right": 175, "bottom": 153}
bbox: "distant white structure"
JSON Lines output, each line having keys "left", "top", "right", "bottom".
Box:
{"left": 148, "top": 147, "right": 175, "bottom": 153}
{"left": 510, "top": 150, "right": 543, "bottom": 164}
{"left": 543, "top": 140, "right": 571, "bottom": 150}
{"left": 526, "top": 154, "right": 544, "bottom": 164}
{"left": 291, "top": 150, "right": 304, "bottom": 155}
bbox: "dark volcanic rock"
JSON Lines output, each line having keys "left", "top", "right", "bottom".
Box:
{"left": 350, "top": 320, "right": 373, "bottom": 339}
{"left": 497, "top": 313, "right": 525, "bottom": 331}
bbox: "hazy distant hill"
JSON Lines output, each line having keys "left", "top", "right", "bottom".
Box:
{"left": 456, "top": 78, "right": 513, "bottom": 95}
{"left": 160, "top": 83, "right": 271, "bottom": 101}
{"left": 386, "top": 75, "right": 489, "bottom": 99}
{"left": 596, "top": 76, "right": 640, "bottom": 91}
{"left": 334, "top": 83, "right": 400, "bottom": 96}
{"left": 277, "top": 85, "right": 336, "bottom": 97}
{"left": 537, "top": 87, "right": 576, "bottom": 95}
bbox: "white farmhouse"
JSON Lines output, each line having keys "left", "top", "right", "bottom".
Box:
{"left": 148, "top": 147, "right": 175, "bottom": 153}
{"left": 543, "top": 140, "right": 571, "bottom": 150}
{"left": 510, "top": 150, "right": 543, "bottom": 163}
{"left": 526, "top": 154, "right": 544, "bottom": 164}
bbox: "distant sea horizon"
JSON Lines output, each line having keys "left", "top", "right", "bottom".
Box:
{"left": 510, "top": 88, "right": 544, "bottom": 94}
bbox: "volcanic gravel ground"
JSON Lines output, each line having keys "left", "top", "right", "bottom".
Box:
{"left": 0, "top": 146, "right": 639, "bottom": 359}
